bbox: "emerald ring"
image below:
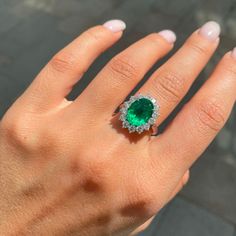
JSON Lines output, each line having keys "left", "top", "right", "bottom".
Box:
{"left": 119, "top": 94, "right": 160, "bottom": 134}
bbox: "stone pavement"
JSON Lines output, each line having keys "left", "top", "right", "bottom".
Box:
{"left": 0, "top": 0, "right": 235, "bottom": 235}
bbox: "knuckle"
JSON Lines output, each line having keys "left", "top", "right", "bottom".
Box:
{"left": 225, "top": 65, "right": 236, "bottom": 77}
{"left": 221, "top": 57, "right": 236, "bottom": 77}
{"left": 50, "top": 52, "right": 75, "bottom": 73}
{"left": 1, "top": 115, "right": 32, "bottom": 149}
{"left": 123, "top": 168, "right": 159, "bottom": 217}
{"left": 196, "top": 100, "right": 226, "bottom": 132}
{"left": 124, "top": 183, "right": 157, "bottom": 218}
{"left": 62, "top": 156, "right": 104, "bottom": 194}
{"left": 83, "top": 159, "right": 109, "bottom": 190}
{"left": 86, "top": 160, "right": 105, "bottom": 177}
{"left": 108, "top": 56, "right": 139, "bottom": 81}
{"left": 84, "top": 28, "right": 104, "bottom": 43}
{"left": 154, "top": 71, "right": 185, "bottom": 103}
{"left": 1, "top": 114, "right": 48, "bottom": 152}
{"left": 188, "top": 40, "right": 209, "bottom": 57}
{"left": 135, "top": 184, "right": 156, "bottom": 205}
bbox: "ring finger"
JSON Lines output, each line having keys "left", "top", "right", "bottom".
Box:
{"left": 137, "top": 21, "right": 220, "bottom": 127}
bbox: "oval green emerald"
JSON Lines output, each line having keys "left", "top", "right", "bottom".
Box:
{"left": 126, "top": 98, "right": 154, "bottom": 127}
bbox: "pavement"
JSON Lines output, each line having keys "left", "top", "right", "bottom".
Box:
{"left": 0, "top": 0, "right": 235, "bottom": 235}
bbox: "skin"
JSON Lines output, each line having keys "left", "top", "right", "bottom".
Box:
{"left": 0, "top": 24, "right": 235, "bottom": 236}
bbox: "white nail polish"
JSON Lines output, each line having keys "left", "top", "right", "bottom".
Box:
{"left": 158, "top": 30, "right": 176, "bottom": 44}
{"left": 103, "top": 19, "right": 126, "bottom": 33}
{"left": 199, "top": 21, "right": 221, "bottom": 41}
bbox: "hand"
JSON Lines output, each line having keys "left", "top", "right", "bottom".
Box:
{"left": 0, "top": 19, "right": 235, "bottom": 236}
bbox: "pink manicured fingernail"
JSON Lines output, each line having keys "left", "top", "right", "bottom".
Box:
{"left": 199, "top": 21, "right": 221, "bottom": 41}
{"left": 158, "top": 30, "right": 176, "bottom": 44}
{"left": 231, "top": 47, "right": 236, "bottom": 60}
{"left": 103, "top": 19, "right": 126, "bottom": 33}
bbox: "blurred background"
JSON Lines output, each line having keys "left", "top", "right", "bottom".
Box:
{"left": 0, "top": 0, "right": 235, "bottom": 235}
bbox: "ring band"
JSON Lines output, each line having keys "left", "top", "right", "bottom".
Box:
{"left": 119, "top": 94, "right": 160, "bottom": 134}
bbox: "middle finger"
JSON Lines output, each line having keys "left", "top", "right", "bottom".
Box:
{"left": 74, "top": 30, "right": 176, "bottom": 116}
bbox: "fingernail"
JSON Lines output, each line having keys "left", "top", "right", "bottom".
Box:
{"left": 103, "top": 19, "right": 126, "bottom": 33}
{"left": 231, "top": 47, "right": 236, "bottom": 60}
{"left": 199, "top": 21, "right": 221, "bottom": 41}
{"left": 158, "top": 30, "right": 176, "bottom": 44}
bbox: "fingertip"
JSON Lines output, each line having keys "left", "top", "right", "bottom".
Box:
{"left": 231, "top": 47, "right": 236, "bottom": 60}
{"left": 103, "top": 19, "right": 126, "bottom": 33}
{"left": 187, "top": 27, "right": 220, "bottom": 50}
{"left": 217, "top": 49, "right": 236, "bottom": 71}
{"left": 198, "top": 21, "right": 221, "bottom": 42}
{"left": 158, "top": 30, "right": 177, "bottom": 44}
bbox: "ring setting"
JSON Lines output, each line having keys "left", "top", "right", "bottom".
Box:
{"left": 119, "top": 94, "right": 159, "bottom": 134}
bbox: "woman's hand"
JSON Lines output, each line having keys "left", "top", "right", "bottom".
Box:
{"left": 0, "top": 20, "right": 235, "bottom": 236}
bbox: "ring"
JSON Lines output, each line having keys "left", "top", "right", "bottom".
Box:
{"left": 119, "top": 94, "right": 160, "bottom": 134}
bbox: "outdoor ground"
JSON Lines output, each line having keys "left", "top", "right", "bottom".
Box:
{"left": 0, "top": 0, "right": 235, "bottom": 235}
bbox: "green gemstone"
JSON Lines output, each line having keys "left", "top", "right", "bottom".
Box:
{"left": 126, "top": 98, "right": 154, "bottom": 127}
